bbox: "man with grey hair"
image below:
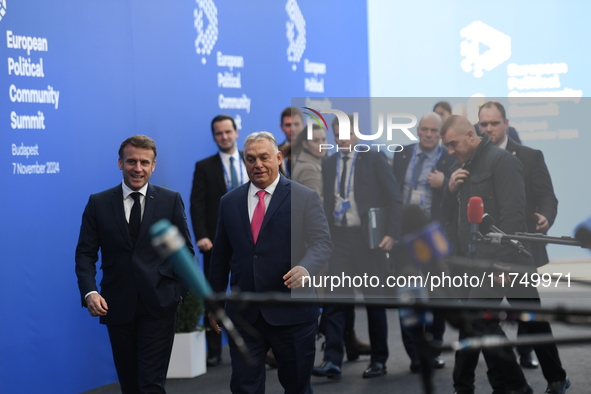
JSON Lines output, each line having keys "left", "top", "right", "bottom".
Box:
{"left": 209, "top": 131, "right": 333, "bottom": 393}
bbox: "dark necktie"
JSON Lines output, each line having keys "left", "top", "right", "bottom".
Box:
{"left": 129, "top": 192, "right": 141, "bottom": 244}
{"left": 229, "top": 156, "right": 239, "bottom": 189}
{"left": 339, "top": 155, "right": 350, "bottom": 198}
{"left": 412, "top": 152, "right": 427, "bottom": 189}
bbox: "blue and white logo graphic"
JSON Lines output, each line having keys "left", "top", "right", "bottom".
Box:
{"left": 0, "top": 0, "right": 7, "bottom": 22}
{"left": 460, "top": 21, "right": 511, "bottom": 78}
{"left": 194, "top": 0, "right": 218, "bottom": 64}
{"left": 286, "top": 0, "right": 306, "bottom": 71}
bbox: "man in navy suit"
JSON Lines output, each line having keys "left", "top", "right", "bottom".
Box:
{"left": 208, "top": 131, "right": 332, "bottom": 394}
{"left": 75, "top": 135, "right": 194, "bottom": 394}
{"left": 313, "top": 116, "right": 403, "bottom": 379}
{"left": 190, "top": 114, "right": 247, "bottom": 366}
{"left": 392, "top": 112, "right": 454, "bottom": 373}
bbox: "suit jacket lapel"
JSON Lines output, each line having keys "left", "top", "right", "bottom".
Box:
{"left": 213, "top": 154, "right": 228, "bottom": 194}
{"left": 259, "top": 176, "right": 290, "bottom": 236}
{"left": 506, "top": 138, "right": 519, "bottom": 156}
{"left": 395, "top": 143, "right": 414, "bottom": 185}
{"left": 235, "top": 183, "right": 252, "bottom": 243}
{"left": 111, "top": 185, "right": 131, "bottom": 245}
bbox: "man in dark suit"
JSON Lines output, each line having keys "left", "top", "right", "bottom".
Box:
{"left": 313, "top": 115, "right": 403, "bottom": 379}
{"left": 278, "top": 106, "right": 304, "bottom": 177}
{"left": 189, "top": 114, "right": 247, "bottom": 366}
{"left": 441, "top": 115, "right": 569, "bottom": 394}
{"left": 208, "top": 131, "right": 332, "bottom": 394}
{"left": 75, "top": 135, "right": 194, "bottom": 394}
{"left": 392, "top": 112, "right": 454, "bottom": 373}
{"left": 477, "top": 102, "right": 568, "bottom": 394}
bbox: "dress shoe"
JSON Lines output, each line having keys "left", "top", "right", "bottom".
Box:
{"left": 206, "top": 355, "right": 222, "bottom": 367}
{"left": 519, "top": 352, "right": 540, "bottom": 369}
{"left": 312, "top": 361, "right": 342, "bottom": 380}
{"left": 545, "top": 378, "right": 571, "bottom": 394}
{"left": 410, "top": 358, "right": 421, "bottom": 373}
{"left": 344, "top": 330, "right": 371, "bottom": 361}
{"left": 362, "top": 362, "right": 387, "bottom": 378}
{"left": 508, "top": 383, "right": 533, "bottom": 394}
{"left": 431, "top": 356, "right": 445, "bottom": 369}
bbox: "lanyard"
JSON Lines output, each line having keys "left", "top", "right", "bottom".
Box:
{"left": 221, "top": 155, "right": 244, "bottom": 191}
{"left": 336, "top": 151, "right": 358, "bottom": 200}
{"left": 409, "top": 144, "right": 442, "bottom": 189}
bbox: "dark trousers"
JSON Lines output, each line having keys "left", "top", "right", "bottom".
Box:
{"left": 107, "top": 298, "right": 177, "bottom": 394}
{"left": 399, "top": 309, "right": 446, "bottom": 361}
{"left": 202, "top": 250, "right": 222, "bottom": 358}
{"left": 323, "top": 304, "right": 388, "bottom": 367}
{"left": 229, "top": 314, "right": 317, "bottom": 394}
{"left": 318, "top": 304, "right": 357, "bottom": 337}
{"left": 322, "top": 226, "right": 389, "bottom": 367}
{"left": 453, "top": 296, "right": 566, "bottom": 393}
{"left": 516, "top": 321, "right": 533, "bottom": 356}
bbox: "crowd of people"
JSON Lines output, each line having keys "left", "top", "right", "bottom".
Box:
{"left": 74, "top": 101, "right": 570, "bottom": 394}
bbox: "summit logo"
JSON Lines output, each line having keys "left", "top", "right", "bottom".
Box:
{"left": 460, "top": 21, "right": 511, "bottom": 78}
{"left": 286, "top": 0, "right": 306, "bottom": 71}
{"left": 0, "top": 0, "right": 7, "bottom": 22}
{"left": 194, "top": 0, "right": 218, "bottom": 64}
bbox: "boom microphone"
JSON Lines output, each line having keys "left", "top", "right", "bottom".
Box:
{"left": 150, "top": 219, "right": 252, "bottom": 364}
{"left": 480, "top": 213, "right": 532, "bottom": 258}
{"left": 467, "top": 196, "right": 484, "bottom": 255}
{"left": 575, "top": 215, "right": 591, "bottom": 249}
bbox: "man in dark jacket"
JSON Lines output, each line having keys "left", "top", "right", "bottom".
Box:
{"left": 441, "top": 115, "right": 569, "bottom": 394}
{"left": 190, "top": 114, "right": 247, "bottom": 366}
{"left": 477, "top": 101, "right": 568, "bottom": 390}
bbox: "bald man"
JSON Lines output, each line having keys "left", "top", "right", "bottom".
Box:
{"left": 440, "top": 115, "right": 539, "bottom": 394}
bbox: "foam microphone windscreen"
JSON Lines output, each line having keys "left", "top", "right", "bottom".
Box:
{"left": 575, "top": 216, "right": 591, "bottom": 248}
{"left": 467, "top": 196, "right": 484, "bottom": 224}
{"left": 480, "top": 213, "right": 495, "bottom": 232}
{"left": 401, "top": 204, "right": 430, "bottom": 237}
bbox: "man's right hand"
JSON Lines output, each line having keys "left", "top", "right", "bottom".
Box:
{"left": 86, "top": 293, "right": 108, "bottom": 317}
{"left": 208, "top": 312, "right": 222, "bottom": 334}
{"left": 448, "top": 168, "right": 470, "bottom": 194}
{"left": 197, "top": 237, "right": 213, "bottom": 252}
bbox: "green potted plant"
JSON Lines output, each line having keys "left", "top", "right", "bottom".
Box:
{"left": 167, "top": 291, "right": 207, "bottom": 378}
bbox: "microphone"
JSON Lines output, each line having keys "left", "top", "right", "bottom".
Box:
{"left": 479, "top": 213, "right": 532, "bottom": 258}
{"left": 575, "top": 216, "right": 591, "bottom": 249}
{"left": 467, "top": 196, "right": 484, "bottom": 256}
{"left": 149, "top": 219, "right": 252, "bottom": 364}
{"left": 401, "top": 204, "right": 451, "bottom": 268}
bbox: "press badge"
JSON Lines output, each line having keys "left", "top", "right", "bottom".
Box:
{"left": 333, "top": 196, "right": 351, "bottom": 221}
{"left": 410, "top": 189, "right": 426, "bottom": 207}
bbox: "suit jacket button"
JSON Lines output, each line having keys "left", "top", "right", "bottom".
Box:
{"left": 253, "top": 255, "right": 258, "bottom": 259}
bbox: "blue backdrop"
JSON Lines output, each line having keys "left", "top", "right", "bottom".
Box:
{"left": 2, "top": 1, "right": 590, "bottom": 393}
{"left": 0, "top": 1, "right": 369, "bottom": 393}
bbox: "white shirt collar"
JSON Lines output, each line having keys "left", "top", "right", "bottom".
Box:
{"left": 219, "top": 149, "right": 240, "bottom": 161}
{"left": 249, "top": 173, "right": 281, "bottom": 197}
{"left": 499, "top": 135, "right": 509, "bottom": 150}
{"left": 121, "top": 181, "right": 148, "bottom": 199}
